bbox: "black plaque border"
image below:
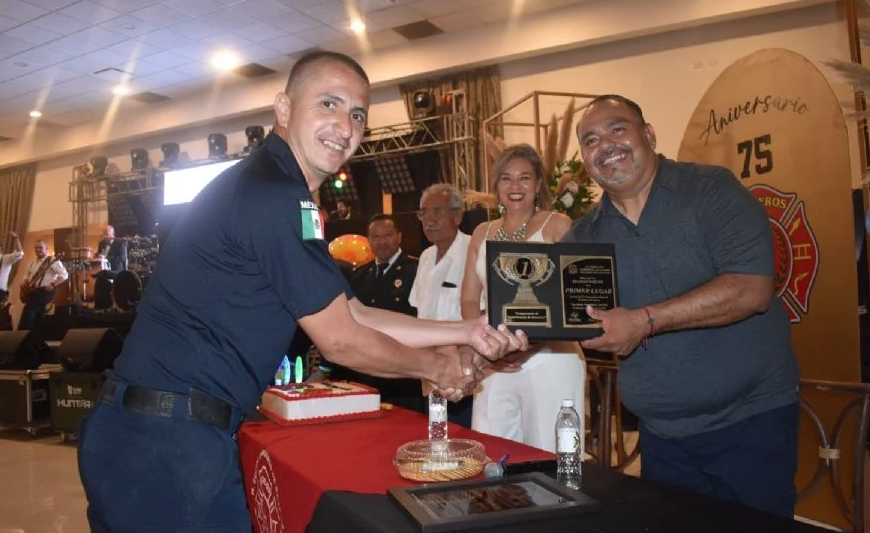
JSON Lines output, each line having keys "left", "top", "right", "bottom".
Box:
{"left": 485, "top": 241, "right": 618, "bottom": 341}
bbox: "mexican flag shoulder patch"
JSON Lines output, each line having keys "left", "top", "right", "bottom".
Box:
{"left": 299, "top": 199, "right": 324, "bottom": 240}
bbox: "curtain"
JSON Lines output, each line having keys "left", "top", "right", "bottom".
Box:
{"left": 0, "top": 162, "right": 37, "bottom": 286}
{"left": 399, "top": 65, "right": 502, "bottom": 192}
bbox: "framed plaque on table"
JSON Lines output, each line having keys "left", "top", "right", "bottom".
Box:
{"left": 387, "top": 472, "right": 600, "bottom": 533}
{"left": 485, "top": 242, "right": 618, "bottom": 341}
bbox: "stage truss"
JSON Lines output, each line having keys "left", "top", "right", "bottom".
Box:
{"left": 351, "top": 90, "right": 476, "bottom": 191}
{"left": 68, "top": 166, "right": 160, "bottom": 304}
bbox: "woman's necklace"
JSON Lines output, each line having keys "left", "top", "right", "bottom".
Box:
{"left": 495, "top": 214, "right": 534, "bottom": 242}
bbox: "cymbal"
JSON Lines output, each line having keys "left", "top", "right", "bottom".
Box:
{"left": 69, "top": 247, "right": 93, "bottom": 251}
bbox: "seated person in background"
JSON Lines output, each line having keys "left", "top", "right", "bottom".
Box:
{"left": 332, "top": 200, "right": 355, "bottom": 220}
{"left": 345, "top": 214, "right": 422, "bottom": 412}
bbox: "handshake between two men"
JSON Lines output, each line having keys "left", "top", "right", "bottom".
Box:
{"left": 300, "top": 296, "right": 529, "bottom": 405}
{"left": 428, "top": 317, "right": 529, "bottom": 403}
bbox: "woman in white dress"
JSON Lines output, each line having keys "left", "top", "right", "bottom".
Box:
{"left": 460, "top": 143, "right": 586, "bottom": 452}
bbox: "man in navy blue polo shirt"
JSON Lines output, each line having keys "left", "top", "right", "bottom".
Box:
{"left": 77, "top": 51, "right": 526, "bottom": 533}
{"left": 564, "top": 95, "right": 799, "bottom": 517}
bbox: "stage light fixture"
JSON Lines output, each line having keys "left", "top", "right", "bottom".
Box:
{"left": 244, "top": 126, "right": 265, "bottom": 152}
{"left": 208, "top": 133, "right": 228, "bottom": 158}
{"left": 320, "top": 166, "right": 358, "bottom": 204}
{"left": 412, "top": 90, "right": 435, "bottom": 118}
{"left": 373, "top": 155, "right": 415, "bottom": 193}
{"left": 413, "top": 91, "right": 431, "bottom": 110}
{"left": 131, "top": 148, "right": 149, "bottom": 171}
{"left": 160, "top": 142, "right": 180, "bottom": 167}
{"left": 89, "top": 156, "right": 108, "bottom": 176}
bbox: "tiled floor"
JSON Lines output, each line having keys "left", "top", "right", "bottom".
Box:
{"left": 0, "top": 427, "right": 89, "bottom": 533}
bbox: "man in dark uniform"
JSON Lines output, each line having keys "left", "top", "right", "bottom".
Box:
{"left": 349, "top": 214, "right": 422, "bottom": 411}
{"left": 76, "top": 51, "right": 527, "bottom": 533}
{"left": 352, "top": 214, "right": 418, "bottom": 315}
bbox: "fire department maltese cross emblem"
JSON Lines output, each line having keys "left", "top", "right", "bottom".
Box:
{"left": 251, "top": 450, "right": 285, "bottom": 533}
{"left": 748, "top": 185, "right": 819, "bottom": 323}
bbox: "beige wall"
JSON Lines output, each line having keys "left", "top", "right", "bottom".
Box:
{"left": 498, "top": 3, "right": 850, "bottom": 165}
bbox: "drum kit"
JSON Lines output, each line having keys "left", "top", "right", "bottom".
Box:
{"left": 60, "top": 235, "right": 159, "bottom": 312}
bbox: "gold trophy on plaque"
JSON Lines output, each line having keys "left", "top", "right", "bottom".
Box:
{"left": 492, "top": 253, "right": 555, "bottom": 327}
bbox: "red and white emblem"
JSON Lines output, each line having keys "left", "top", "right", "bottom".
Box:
{"left": 748, "top": 185, "right": 819, "bottom": 323}
{"left": 251, "top": 450, "right": 285, "bottom": 533}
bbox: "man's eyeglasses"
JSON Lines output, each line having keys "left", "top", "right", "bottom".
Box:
{"left": 416, "top": 207, "right": 459, "bottom": 221}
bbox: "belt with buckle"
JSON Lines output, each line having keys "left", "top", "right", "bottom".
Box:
{"left": 100, "top": 379, "right": 237, "bottom": 433}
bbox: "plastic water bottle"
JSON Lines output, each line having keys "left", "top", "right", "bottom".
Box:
{"left": 428, "top": 393, "right": 448, "bottom": 443}
{"left": 555, "top": 399, "right": 582, "bottom": 490}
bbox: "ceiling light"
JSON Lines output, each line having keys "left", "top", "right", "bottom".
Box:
{"left": 120, "top": 22, "right": 136, "bottom": 30}
{"left": 29, "top": 110, "right": 42, "bottom": 118}
{"left": 350, "top": 19, "right": 366, "bottom": 34}
{"left": 211, "top": 50, "right": 241, "bottom": 72}
{"left": 113, "top": 85, "right": 131, "bottom": 96}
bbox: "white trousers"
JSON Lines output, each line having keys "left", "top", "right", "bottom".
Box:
{"left": 472, "top": 348, "right": 586, "bottom": 453}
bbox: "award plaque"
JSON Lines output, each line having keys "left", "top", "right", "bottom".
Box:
{"left": 486, "top": 241, "right": 618, "bottom": 341}
{"left": 388, "top": 472, "right": 600, "bottom": 532}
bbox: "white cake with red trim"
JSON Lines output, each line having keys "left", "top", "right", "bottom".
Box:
{"left": 259, "top": 381, "right": 381, "bottom": 425}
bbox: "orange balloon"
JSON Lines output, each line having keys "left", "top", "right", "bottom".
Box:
{"left": 328, "top": 234, "right": 374, "bottom": 267}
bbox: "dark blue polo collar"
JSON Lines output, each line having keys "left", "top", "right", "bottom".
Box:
{"left": 263, "top": 131, "right": 307, "bottom": 186}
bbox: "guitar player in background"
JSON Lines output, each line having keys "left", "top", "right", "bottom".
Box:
{"left": 18, "top": 239, "right": 68, "bottom": 330}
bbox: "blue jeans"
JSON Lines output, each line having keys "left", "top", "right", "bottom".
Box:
{"left": 639, "top": 402, "right": 799, "bottom": 518}
{"left": 77, "top": 392, "right": 251, "bottom": 532}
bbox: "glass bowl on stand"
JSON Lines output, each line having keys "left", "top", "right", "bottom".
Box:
{"left": 394, "top": 439, "right": 489, "bottom": 482}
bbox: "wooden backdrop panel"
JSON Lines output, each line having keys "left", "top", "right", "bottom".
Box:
{"left": 677, "top": 48, "right": 860, "bottom": 529}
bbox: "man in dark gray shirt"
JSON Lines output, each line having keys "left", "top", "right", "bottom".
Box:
{"left": 564, "top": 94, "right": 799, "bottom": 517}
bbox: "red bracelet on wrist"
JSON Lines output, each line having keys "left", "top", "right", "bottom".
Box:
{"left": 641, "top": 306, "right": 656, "bottom": 350}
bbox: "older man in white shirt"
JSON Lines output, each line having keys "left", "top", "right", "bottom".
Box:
{"left": 409, "top": 183, "right": 474, "bottom": 426}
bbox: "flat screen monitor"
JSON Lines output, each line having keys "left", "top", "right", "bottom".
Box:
{"left": 163, "top": 159, "right": 242, "bottom": 206}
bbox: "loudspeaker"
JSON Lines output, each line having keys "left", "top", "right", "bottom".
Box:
{"left": 0, "top": 330, "right": 52, "bottom": 370}
{"left": 57, "top": 328, "right": 124, "bottom": 372}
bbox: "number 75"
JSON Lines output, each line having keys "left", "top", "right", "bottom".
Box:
{"left": 737, "top": 134, "right": 773, "bottom": 179}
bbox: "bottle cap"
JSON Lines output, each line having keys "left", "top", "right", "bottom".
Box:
{"left": 561, "top": 399, "right": 574, "bottom": 408}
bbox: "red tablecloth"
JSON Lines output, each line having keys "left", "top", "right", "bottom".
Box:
{"left": 239, "top": 408, "right": 555, "bottom": 533}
